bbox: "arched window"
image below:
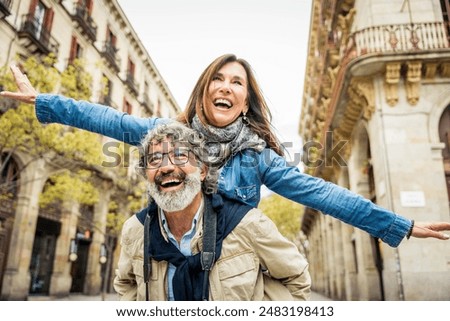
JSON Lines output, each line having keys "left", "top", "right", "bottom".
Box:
{"left": 0, "top": 154, "right": 20, "bottom": 197}
{"left": 438, "top": 105, "right": 450, "bottom": 204}
{"left": 0, "top": 154, "right": 19, "bottom": 292}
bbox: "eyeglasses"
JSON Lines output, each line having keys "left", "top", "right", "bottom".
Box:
{"left": 145, "top": 148, "right": 191, "bottom": 169}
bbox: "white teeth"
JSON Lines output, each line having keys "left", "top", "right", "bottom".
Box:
{"left": 161, "top": 179, "right": 181, "bottom": 187}
{"left": 214, "top": 98, "right": 232, "bottom": 107}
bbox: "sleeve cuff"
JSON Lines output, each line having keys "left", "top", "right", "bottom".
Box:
{"left": 381, "top": 214, "right": 412, "bottom": 247}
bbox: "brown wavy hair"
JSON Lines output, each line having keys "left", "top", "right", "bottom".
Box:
{"left": 177, "top": 54, "right": 284, "bottom": 156}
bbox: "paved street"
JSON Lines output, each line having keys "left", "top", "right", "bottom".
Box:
{"left": 310, "top": 291, "right": 332, "bottom": 301}
{"left": 28, "top": 293, "right": 119, "bottom": 301}
{"left": 28, "top": 291, "right": 332, "bottom": 301}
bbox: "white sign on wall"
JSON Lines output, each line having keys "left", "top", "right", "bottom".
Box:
{"left": 400, "top": 191, "right": 426, "bottom": 207}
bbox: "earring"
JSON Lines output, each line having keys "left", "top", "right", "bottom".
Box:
{"left": 242, "top": 111, "right": 249, "bottom": 125}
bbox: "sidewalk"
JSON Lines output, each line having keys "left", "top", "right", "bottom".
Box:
{"left": 310, "top": 291, "right": 333, "bottom": 301}
{"left": 28, "top": 293, "right": 120, "bottom": 301}
{"left": 28, "top": 291, "right": 332, "bottom": 301}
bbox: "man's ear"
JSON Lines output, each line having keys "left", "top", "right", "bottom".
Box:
{"left": 200, "top": 164, "right": 208, "bottom": 181}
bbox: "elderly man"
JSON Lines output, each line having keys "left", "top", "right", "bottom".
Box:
{"left": 113, "top": 121, "right": 311, "bottom": 301}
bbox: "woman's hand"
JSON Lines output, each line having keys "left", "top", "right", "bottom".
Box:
{"left": 411, "top": 221, "right": 450, "bottom": 240}
{"left": 0, "top": 65, "right": 38, "bottom": 104}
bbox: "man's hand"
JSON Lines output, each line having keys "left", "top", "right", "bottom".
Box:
{"left": 0, "top": 65, "right": 38, "bottom": 104}
{"left": 412, "top": 222, "right": 450, "bottom": 240}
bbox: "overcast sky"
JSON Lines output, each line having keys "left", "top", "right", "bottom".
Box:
{"left": 117, "top": 0, "right": 312, "bottom": 162}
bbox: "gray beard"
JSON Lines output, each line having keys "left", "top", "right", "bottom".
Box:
{"left": 147, "top": 169, "right": 202, "bottom": 212}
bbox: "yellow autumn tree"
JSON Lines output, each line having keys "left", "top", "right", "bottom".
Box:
{"left": 1, "top": 55, "right": 147, "bottom": 237}
{"left": 258, "top": 193, "right": 304, "bottom": 241}
{"left": 0, "top": 55, "right": 101, "bottom": 207}
{"left": 105, "top": 142, "right": 147, "bottom": 236}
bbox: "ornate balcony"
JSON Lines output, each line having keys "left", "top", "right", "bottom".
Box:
{"left": 71, "top": 5, "right": 97, "bottom": 42}
{"left": 0, "top": 0, "right": 12, "bottom": 19}
{"left": 124, "top": 73, "right": 138, "bottom": 96}
{"left": 301, "top": 21, "right": 450, "bottom": 174}
{"left": 18, "top": 13, "right": 59, "bottom": 55}
{"left": 351, "top": 21, "right": 449, "bottom": 56}
{"left": 141, "top": 93, "right": 154, "bottom": 114}
{"left": 100, "top": 42, "right": 121, "bottom": 72}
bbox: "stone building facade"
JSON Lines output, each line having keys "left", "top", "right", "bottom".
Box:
{"left": 0, "top": 0, "right": 180, "bottom": 300}
{"left": 299, "top": 0, "right": 450, "bottom": 300}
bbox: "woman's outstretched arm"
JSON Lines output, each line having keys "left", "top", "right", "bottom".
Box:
{"left": 1, "top": 65, "right": 167, "bottom": 145}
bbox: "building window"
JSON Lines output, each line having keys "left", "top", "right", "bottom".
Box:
{"left": 69, "top": 36, "right": 83, "bottom": 65}
{"left": 100, "top": 74, "right": 113, "bottom": 106}
{"left": 125, "top": 58, "right": 138, "bottom": 95}
{"left": 81, "top": 0, "right": 93, "bottom": 14}
{"left": 123, "top": 99, "right": 132, "bottom": 115}
{"left": 29, "top": 0, "right": 54, "bottom": 40}
{"left": 155, "top": 99, "right": 162, "bottom": 117}
{"left": 439, "top": 105, "right": 450, "bottom": 204}
{"left": 101, "top": 27, "right": 120, "bottom": 71}
{"left": 0, "top": 154, "right": 19, "bottom": 196}
{"left": 143, "top": 81, "right": 149, "bottom": 96}
{"left": 106, "top": 27, "right": 117, "bottom": 49}
{"left": 440, "top": 0, "right": 450, "bottom": 42}
{"left": 18, "top": 0, "right": 58, "bottom": 55}
{"left": 127, "top": 58, "right": 135, "bottom": 79}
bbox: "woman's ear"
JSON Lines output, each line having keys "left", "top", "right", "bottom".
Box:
{"left": 244, "top": 97, "right": 249, "bottom": 114}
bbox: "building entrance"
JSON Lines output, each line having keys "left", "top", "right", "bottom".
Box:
{"left": 70, "top": 235, "right": 91, "bottom": 293}
{"left": 29, "top": 217, "right": 61, "bottom": 294}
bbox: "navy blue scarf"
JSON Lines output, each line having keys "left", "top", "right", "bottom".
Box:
{"left": 142, "top": 194, "right": 251, "bottom": 301}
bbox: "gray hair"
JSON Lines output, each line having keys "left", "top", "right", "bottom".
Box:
{"left": 136, "top": 121, "right": 218, "bottom": 194}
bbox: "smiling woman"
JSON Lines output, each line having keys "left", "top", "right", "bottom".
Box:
{"left": 203, "top": 61, "right": 249, "bottom": 127}
{"left": 179, "top": 54, "right": 278, "bottom": 168}
{"left": 116, "top": 0, "right": 311, "bottom": 151}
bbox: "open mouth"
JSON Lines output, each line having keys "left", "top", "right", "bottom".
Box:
{"left": 214, "top": 98, "right": 233, "bottom": 109}
{"left": 160, "top": 179, "right": 183, "bottom": 188}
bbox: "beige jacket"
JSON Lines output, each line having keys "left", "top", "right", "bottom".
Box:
{"left": 114, "top": 208, "right": 311, "bottom": 301}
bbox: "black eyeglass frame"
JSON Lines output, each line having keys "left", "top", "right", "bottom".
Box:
{"left": 144, "top": 148, "right": 192, "bottom": 169}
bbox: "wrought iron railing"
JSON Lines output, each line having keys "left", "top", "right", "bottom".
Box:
{"left": 125, "top": 73, "right": 138, "bottom": 96}
{"left": 72, "top": 5, "right": 97, "bottom": 41}
{"left": 19, "top": 13, "right": 59, "bottom": 54}
{"left": 101, "top": 41, "right": 121, "bottom": 72}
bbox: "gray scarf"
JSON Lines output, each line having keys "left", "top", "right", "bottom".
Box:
{"left": 191, "top": 115, "right": 266, "bottom": 168}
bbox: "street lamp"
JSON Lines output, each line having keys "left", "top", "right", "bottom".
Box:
{"left": 99, "top": 242, "right": 109, "bottom": 301}
{"left": 99, "top": 243, "right": 107, "bottom": 264}
{"left": 68, "top": 239, "right": 78, "bottom": 262}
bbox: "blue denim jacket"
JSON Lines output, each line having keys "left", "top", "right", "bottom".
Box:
{"left": 36, "top": 94, "right": 411, "bottom": 247}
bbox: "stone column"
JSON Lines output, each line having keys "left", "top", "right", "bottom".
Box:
{"left": 341, "top": 224, "right": 359, "bottom": 300}
{"left": 1, "top": 159, "right": 46, "bottom": 300}
{"left": 333, "top": 220, "right": 345, "bottom": 299}
{"left": 84, "top": 180, "right": 111, "bottom": 295}
{"left": 49, "top": 201, "right": 79, "bottom": 297}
